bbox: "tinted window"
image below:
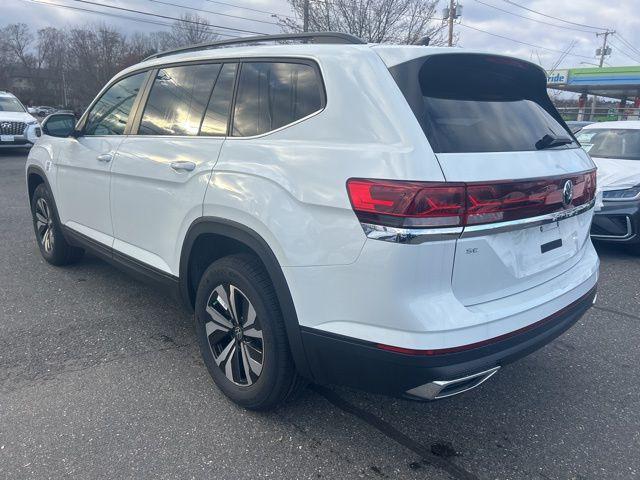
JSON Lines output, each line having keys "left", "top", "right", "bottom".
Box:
{"left": 577, "top": 129, "right": 640, "bottom": 160}
{"left": 421, "top": 97, "right": 570, "bottom": 153}
{"left": 389, "top": 54, "right": 575, "bottom": 153}
{"left": 200, "top": 63, "right": 237, "bottom": 136}
{"left": 139, "top": 63, "right": 221, "bottom": 136}
{"left": 232, "top": 62, "right": 323, "bottom": 137}
{"left": 84, "top": 72, "right": 146, "bottom": 136}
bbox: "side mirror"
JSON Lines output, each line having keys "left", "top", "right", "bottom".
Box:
{"left": 41, "top": 113, "right": 77, "bottom": 138}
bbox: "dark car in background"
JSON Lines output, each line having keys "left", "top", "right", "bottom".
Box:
{"left": 577, "top": 121, "right": 640, "bottom": 248}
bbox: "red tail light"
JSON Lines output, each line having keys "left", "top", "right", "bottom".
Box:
{"left": 346, "top": 179, "right": 466, "bottom": 228}
{"left": 347, "top": 171, "right": 596, "bottom": 229}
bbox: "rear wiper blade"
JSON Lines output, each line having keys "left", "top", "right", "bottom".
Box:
{"left": 535, "top": 133, "right": 574, "bottom": 150}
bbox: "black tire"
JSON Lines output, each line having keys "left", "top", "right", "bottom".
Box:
{"left": 195, "top": 253, "right": 301, "bottom": 410}
{"left": 31, "top": 183, "right": 84, "bottom": 266}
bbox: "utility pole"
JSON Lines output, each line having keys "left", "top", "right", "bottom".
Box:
{"left": 447, "top": 0, "right": 455, "bottom": 47}
{"left": 303, "top": 0, "right": 309, "bottom": 32}
{"left": 590, "top": 30, "right": 614, "bottom": 119}
{"left": 444, "top": 1, "right": 462, "bottom": 46}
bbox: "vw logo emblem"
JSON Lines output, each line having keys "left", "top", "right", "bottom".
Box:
{"left": 562, "top": 180, "right": 573, "bottom": 207}
{"left": 1, "top": 122, "right": 10, "bottom": 129}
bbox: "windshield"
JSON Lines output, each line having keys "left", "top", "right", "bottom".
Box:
{"left": 388, "top": 54, "right": 575, "bottom": 154}
{"left": 0, "top": 96, "right": 26, "bottom": 112}
{"left": 576, "top": 128, "right": 640, "bottom": 160}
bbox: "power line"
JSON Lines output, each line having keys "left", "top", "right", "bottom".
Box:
{"left": 63, "top": 0, "right": 268, "bottom": 35}
{"left": 608, "top": 39, "right": 640, "bottom": 64}
{"left": 502, "top": 0, "right": 607, "bottom": 32}
{"left": 471, "top": 0, "right": 595, "bottom": 34}
{"left": 458, "top": 22, "right": 596, "bottom": 60}
{"left": 615, "top": 33, "right": 640, "bottom": 58}
{"left": 201, "top": 0, "right": 297, "bottom": 21}
{"left": 140, "top": 0, "right": 282, "bottom": 26}
{"left": 19, "top": 0, "right": 241, "bottom": 37}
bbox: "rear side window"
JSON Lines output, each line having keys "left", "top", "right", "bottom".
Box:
{"left": 232, "top": 61, "right": 323, "bottom": 137}
{"left": 84, "top": 72, "right": 146, "bottom": 136}
{"left": 139, "top": 63, "right": 222, "bottom": 136}
{"left": 389, "top": 54, "right": 575, "bottom": 153}
{"left": 200, "top": 63, "right": 237, "bottom": 136}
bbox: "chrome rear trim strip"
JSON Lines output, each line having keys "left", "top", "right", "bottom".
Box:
{"left": 461, "top": 199, "right": 596, "bottom": 238}
{"left": 362, "top": 200, "right": 595, "bottom": 244}
{"left": 361, "top": 223, "right": 463, "bottom": 244}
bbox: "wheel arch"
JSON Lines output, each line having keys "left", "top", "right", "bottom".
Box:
{"left": 26, "top": 165, "right": 48, "bottom": 204}
{"left": 179, "top": 217, "right": 313, "bottom": 379}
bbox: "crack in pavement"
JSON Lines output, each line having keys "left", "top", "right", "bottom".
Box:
{"left": 0, "top": 342, "right": 195, "bottom": 395}
{"left": 311, "top": 385, "right": 479, "bottom": 480}
{"left": 593, "top": 305, "right": 640, "bottom": 321}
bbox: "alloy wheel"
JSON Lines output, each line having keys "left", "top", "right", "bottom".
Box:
{"left": 205, "top": 284, "right": 264, "bottom": 386}
{"left": 35, "top": 198, "right": 54, "bottom": 253}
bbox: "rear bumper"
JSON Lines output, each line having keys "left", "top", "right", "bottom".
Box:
{"left": 301, "top": 285, "right": 596, "bottom": 397}
{"left": 591, "top": 200, "right": 640, "bottom": 243}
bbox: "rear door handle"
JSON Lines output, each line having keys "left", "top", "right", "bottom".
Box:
{"left": 170, "top": 161, "right": 196, "bottom": 172}
{"left": 97, "top": 153, "right": 113, "bottom": 163}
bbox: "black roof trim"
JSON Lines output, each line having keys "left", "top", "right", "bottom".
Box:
{"left": 143, "top": 32, "right": 366, "bottom": 61}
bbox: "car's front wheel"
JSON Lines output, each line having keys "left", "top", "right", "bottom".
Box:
{"left": 195, "top": 254, "right": 301, "bottom": 410}
{"left": 30, "top": 183, "right": 84, "bottom": 265}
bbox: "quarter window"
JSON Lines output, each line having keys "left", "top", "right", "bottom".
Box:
{"left": 84, "top": 72, "right": 146, "bottom": 136}
{"left": 139, "top": 63, "right": 222, "bottom": 136}
{"left": 232, "top": 62, "right": 323, "bottom": 137}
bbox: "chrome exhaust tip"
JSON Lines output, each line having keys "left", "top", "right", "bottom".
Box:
{"left": 405, "top": 366, "right": 501, "bottom": 400}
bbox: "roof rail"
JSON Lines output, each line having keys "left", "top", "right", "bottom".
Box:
{"left": 143, "top": 31, "right": 366, "bottom": 61}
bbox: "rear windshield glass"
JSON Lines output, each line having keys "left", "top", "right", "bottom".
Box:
{"left": 576, "top": 128, "right": 640, "bottom": 160}
{"left": 389, "top": 54, "right": 575, "bottom": 154}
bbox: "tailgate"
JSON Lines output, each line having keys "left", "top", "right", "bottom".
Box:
{"left": 384, "top": 51, "right": 598, "bottom": 306}
{"left": 439, "top": 149, "right": 595, "bottom": 306}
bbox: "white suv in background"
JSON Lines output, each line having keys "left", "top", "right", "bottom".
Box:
{"left": 0, "top": 91, "right": 40, "bottom": 149}
{"left": 26, "top": 33, "right": 598, "bottom": 410}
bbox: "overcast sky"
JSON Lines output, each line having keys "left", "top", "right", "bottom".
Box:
{"left": 5, "top": 0, "right": 640, "bottom": 70}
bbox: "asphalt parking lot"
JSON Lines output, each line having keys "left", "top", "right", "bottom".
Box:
{"left": 1, "top": 150, "right": 639, "bottom": 479}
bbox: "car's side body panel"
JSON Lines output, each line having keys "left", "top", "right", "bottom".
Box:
{"left": 204, "top": 48, "right": 444, "bottom": 267}
{"left": 110, "top": 136, "right": 226, "bottom": 275}
{"left": 55, "top": 136, "right": 123, "bottom": 247}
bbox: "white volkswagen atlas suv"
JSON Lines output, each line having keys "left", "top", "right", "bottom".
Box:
{"left": 0, "top": 91, "right": 40, "bottom": 149}
{"left": 25, "top": 33, "right": 599, "bottom": 410}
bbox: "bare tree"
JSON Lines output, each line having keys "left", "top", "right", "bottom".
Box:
{"left": 147, "top": 31, "right": 176, "bottom": 52}
{"left": 65, "top": 24, "right": 130, "bottom": 108}
{"left": 2, "top": 23, "right": 34, "bottom": 69}
{"left": 0, "top": 16, "right": 221, "bottom": 110}
{"left": 169, "top": 13, "right": 219, "bottom": 47}
{"left": 37, "top": 28, "right": 68, "bottom": 104}
{"left": 279, "top": 0, "right": 447, "bottom": 45}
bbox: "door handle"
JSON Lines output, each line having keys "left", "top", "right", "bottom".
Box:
{"left": 97, "top": 153, "right": 113, "bottom": 163}
{"left": 170, "top": 161, "right": 196, "bottom": 172}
